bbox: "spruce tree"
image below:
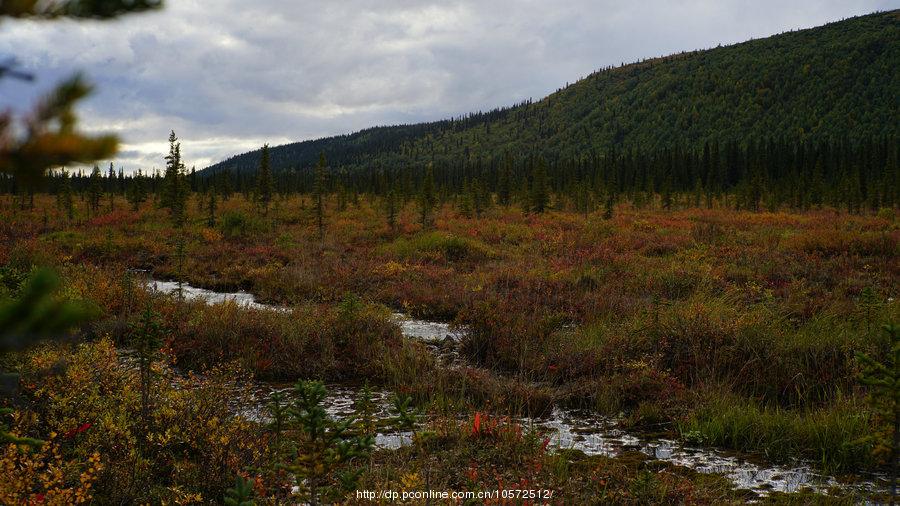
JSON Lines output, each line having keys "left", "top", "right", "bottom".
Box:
{"left": 313, "top": 152, "right": 327, "bottom": 241}
{"left": 87, "top": 165, "right": 102, "bottom": 215}
{"left": 206, "top": 185, "right": 217, "bottom": 227}
{"left": 529, "top": 158, "right": 549, "bottom": 213}
{"left": 857, "top": 324, "right": 900, "bottom": 501}
{"left": 471, "top": 177, "right": 485, "bottom": 217}
{"left": 127, "top": 169, "right": 147, "bottom": 211}
{"left": 459, "top": 179, "right": 474, "bottom": 218}
{"left": 106, "top": 162, "right": 116, "bottom": 211}
{"left": 256, "top": 144, "right": 273, "bottom": 215}
{"left": 385, "top": 187, "right": 398, "bottom": 231}
{"left": 59, "top": 170, "right": 74, "bottom": 221}
{"left": 161, "top": 130, "right": 188, "bottom": 226}
{"left": 603, "top": 192, "right": 614, "bottom": 220}
{"left": 497, "top": 156, "right": 512, "bottom": 207}
{"left": 419, "top": 162, "right": 436, "bottom": 228}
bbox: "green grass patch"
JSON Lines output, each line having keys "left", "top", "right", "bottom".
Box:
{"left": 382, "top": 231, "right": 496, "bottom": 262}
{"left": 678, "top": 392, "right": 874, "bottom": 473}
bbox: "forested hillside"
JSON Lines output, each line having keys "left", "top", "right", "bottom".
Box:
{"left": 204, "top": 10, "right": 898, "bottom": 176}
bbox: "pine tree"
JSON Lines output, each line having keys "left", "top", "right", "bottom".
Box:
{"left": 857, "top": 324, "right": 900, "bottom": 501}
{"left": 419, "top": 162, "right": 436, "bottom": 228}
{"left": 224, "top": 476, "right": 256, "bottom": 506}
{"left": 58, "top": 170, "right": 74, "bottom": 221}
{"left": 471, "top": 177, "right": 485, "bottom": 217}
{"left": 161, "top": 131, "right": 188, "bottom": 226}
{"left": 529, "top": 158, "right": 549, "bottom": 213}
{"left": 206, "top": 185, "right": 218, "bottom": 227}
{"left": 497, "top": 156, "right": 512, "bottom": 206}
{"left": 459, "top": 179, "right": 474, "bottom": 218}
{"left": 106, "top": 162, "right": 116, "bottom": 211}
{"left": 603, "top": 192, "right": 614, "bottom": 220}
{"left": 127, "top": 169, "right": 147, "bottom": 211}
{"left": 314, "top": 152, "right": 327, "bottom": 241}
{"left": 282, "top": 381, "right": 374, "bottom": 505}
{"left": 130, "top": 304, "right": 162, "bottom": 449}
{"left": 87, "top": 165, "right": 102, "bottom": 215}
{"left": 220, "top": 171, "right": 233, "bottom": 200}
{"left": 256, "top": 144, "right": 273, "bottom": 215}
{"left": 385, "top": 187, "right": 398, "bottom": 231}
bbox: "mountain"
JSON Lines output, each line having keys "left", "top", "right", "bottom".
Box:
{"left": 203, "top": 10, "right": 899, "bottom": 176}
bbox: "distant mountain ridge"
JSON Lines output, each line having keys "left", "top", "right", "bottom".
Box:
{"left": 203, "top": 10, "right": 899, "bottom": 176}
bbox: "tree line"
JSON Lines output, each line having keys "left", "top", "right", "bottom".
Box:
{"left": 4, "top": 133, "right": 894, "bottom": 221}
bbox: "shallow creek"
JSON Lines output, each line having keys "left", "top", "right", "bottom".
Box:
{"left": 146, "top": 279, "right": 885, "bottom": 497}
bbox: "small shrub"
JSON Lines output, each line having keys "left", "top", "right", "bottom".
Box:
{"left": 219, "top": 211, "right": 266, "bottom": 239}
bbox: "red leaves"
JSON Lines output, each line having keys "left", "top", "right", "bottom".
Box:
{"left": 63, "top": 422, "right": 92, "bottom": 439}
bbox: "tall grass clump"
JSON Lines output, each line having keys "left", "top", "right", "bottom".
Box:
{"left": 640, "top": 293, "right": 863, "bottom": 406}
{"left": 162, "top": 295, "right": 425, "bottom": 383}
{"left": 679, "top": 392, "right": 874, "bottom": 473}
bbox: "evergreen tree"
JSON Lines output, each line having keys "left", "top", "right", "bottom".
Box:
{"left": 471, "top": 177, "right": 486, "bottom": 217}
{"left": 857, "top": 324, "right": 900, "bottom": 502}
{"left": 385, "top": 187, "right": 398, "bottom": 231}
{"left": 497, "top": 156, "right": 512, "bottom": 207}
{"left": 256, "top": 144, "right": 273, "bottom": 215}
{"left": 459, "top": 179, "right": 474, "bottom": 218}
{"left": 529, "top": 158, "right": 549, "bottom": 213}
{"left": 127, "top": 169, "right": 148, "bottom": 211}
{"left": 603, "top": 192, "right": 614, "bottom": 220}
{"left": 419, "top": 162, "right": 436, "bottom": 228}
{"left": 58, "top": 170, "right": 74, "bottom": 221}
{"left": 206, "top": 185, "right": 218, "bottom": 227}
{"left": 282, "top": 381, "right": 374, "bottom": 505}
{"left": 314, "top": 152, "right": 327, "bottom": 241}
{"left": 87, "top": 165, "right": 102, "bottom": 214}
{"left": 161, "top": 130, "right": 188, "bottom": 226}
{"left": 105, "top": 162, "right": 116, "bottom": 211}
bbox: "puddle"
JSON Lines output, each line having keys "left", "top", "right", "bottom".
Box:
{"left": 146, "top": 279, "right": 274, "bottom": 311}
{"left": 145, "top": 278, "right": 886, "bottom": 498}
{"left": 245, "top": 382, "right": 414, "bottom": 450}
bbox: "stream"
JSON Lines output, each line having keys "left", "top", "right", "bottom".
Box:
{"left": 145, "top": 279, "right": 885, "bottom": 498}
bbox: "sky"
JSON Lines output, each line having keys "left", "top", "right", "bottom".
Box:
{"left": 1, "top": 0, "right": 897, "bottom": 172}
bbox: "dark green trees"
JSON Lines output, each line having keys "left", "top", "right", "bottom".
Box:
{"left": 127, "top": 169, "right": 148, "bottom": 211}
{"left": 280, "top": 381, "right": 373, "bottom": 505}
{"left": 57, "top": 170, "right": 74, "bottom": 220}
{"left": 161, "top": 131, "right": 188, "bottom": 226}
{"left": 256, "top": 144, "right": 273, "bottom": 215}
{"left": 206, "top": 185, "right": 218, "bottom": 227}
{"left": 385, "top": 188, "right": 398, "bottom": 231}
{"left": 87, "top": 165, "right": 103, "bottom": 215}
{"left": 314, "top": 152, "right": 327, "bottom": 241}
{"left": 419, "top": 162, "right": 436, "bottom": 228}
{"left": 497, "top": 156, "right": 512, "bottom": 207}
{"left": 529, "top": 158, "right": 549, "bottom": 213}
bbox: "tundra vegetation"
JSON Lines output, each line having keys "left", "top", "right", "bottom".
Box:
{"left": 0, "top": 179, "right": 896, "bottom": 503}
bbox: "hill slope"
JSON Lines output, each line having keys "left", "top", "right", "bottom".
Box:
{"left": 204, "top": 10, "right": 899, "bottom": 175}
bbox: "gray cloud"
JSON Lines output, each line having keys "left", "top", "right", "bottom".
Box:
{"left": 1, "top": 0, "right": 897, "bottom": 171}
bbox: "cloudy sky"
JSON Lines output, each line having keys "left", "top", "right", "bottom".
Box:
{"left": 1, "top": 0, "right": 897, "bottom": 171}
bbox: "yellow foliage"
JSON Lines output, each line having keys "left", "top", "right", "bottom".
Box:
{"left": 399, "top": 471, "right": 422, "bottom": 489}
{"left": 200, "top": 227, "right": 223, "bottom": 243}
{"left": 376, "top": 261, "right": 406, "bottom": 277}
{"left": 0, "top": 441, "right": 101, "bottom": 505}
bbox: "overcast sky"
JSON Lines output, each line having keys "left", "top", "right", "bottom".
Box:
{"left": 1, "top": 0, "right": 897, "bottom": 172}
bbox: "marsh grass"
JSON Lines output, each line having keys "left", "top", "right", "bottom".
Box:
{"left": 678, "top": 392, "right": 874, "bottom": 473}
